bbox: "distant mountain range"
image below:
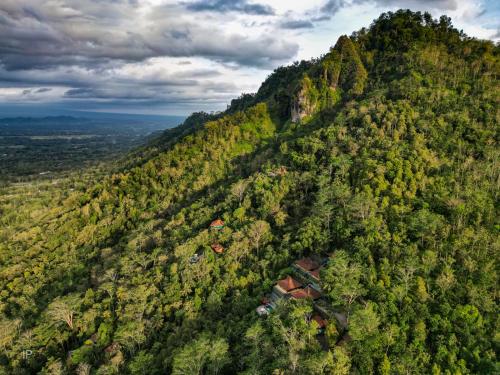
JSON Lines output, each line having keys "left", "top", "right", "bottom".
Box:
{"left": 0, "top": 112, "right": 186, "bottom": 126}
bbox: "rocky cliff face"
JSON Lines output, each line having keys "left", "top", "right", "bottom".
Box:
{"left": 290, "top": 35, "right": 367, "bottom": 123}
{"left": 291, "top": 75, "right": 318, "bottom": 123}
{"left": 291, "top": 86, "right": 314, "bottom": 123}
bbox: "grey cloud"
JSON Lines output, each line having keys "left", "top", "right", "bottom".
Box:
{"left": 0, "top": 59, "right": 239, "bottom": 106}
{"left": 0, "top": 1, "right": 295, "bottom": 71}
{"left": 200, "top": 80, "right": 238, "bottom": 93}
{"left": 371, "top": 1, "right": 459, "bottom": 11}
{"left": 64, "top": 87, "right": 155, "bottom": 100}
{"left": 176, "top": 69, "right": 222, "bottom": 78}
{"left": 280, "top": 19, "right": 315, "bottom": 29}
{"left": 311, "top": 15, "right": 331, "bottom": 22}
{"left": 62, "top": 78, "right": 239, "bottom": 103}
{"left": 279, "top": 0, "right": 345, "bottom": 29}
{"left": 117, "top": 77, "right": 199, "bottom": 87}
{"left": 0, "top": 66, "right": 99, "bottom": 88}
{"left": 0, "top": 0, "right": 291, "bottom": 114}
{"left": 321, "top": 0, "right": 347, "bottom": 15}
{"left": 170, "top": 30, "right": 191, "bottom": 40}
{"left": 185, "top": 0, "right": 275, "bottom": 16}
{"left": 318, "top": 0, "right": 460, "bottom": 18}
{"left": 63, "top": 88, "right": 93, "bottom": 98}
{"left": 0, "top": 65, "right": 217, "bottom": 90}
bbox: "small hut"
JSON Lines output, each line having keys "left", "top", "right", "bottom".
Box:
{"left": 211, "top": 243, "right": 224, "bottom": 254}
{"left": 210, "top": 219, "right": 225, "bottom": 230}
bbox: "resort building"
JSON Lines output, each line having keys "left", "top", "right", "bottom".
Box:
{"left": 272, "top": 276, "right": 303, "bottom": 300}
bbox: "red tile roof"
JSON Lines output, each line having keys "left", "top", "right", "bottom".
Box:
{"left": 277, "top": 276, "right": 302, "bottom": 292}
{"left": 211, "top": 243, "right": 224, "bottom": 253}
{"left": 310, "top": 267, "right": 321, "bottom": 281}
{"left": 290, "top": 286, "right": 322, "bottom": 300}
{"left": 295, "top": 258, "right": 320, "bottom": 272}
{"left": 311, "top": 314, "right": 327, "bottom": 328}
{"left": 210, "top": 219, "right": 224, "bottom": 227}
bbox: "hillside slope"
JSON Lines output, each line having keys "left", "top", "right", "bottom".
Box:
{"left": 0, "top": 10, "right": 498, "bottom": 375}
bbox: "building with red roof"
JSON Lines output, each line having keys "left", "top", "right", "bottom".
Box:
{"left": 272, "top": 276, "right": 302, "bottom": 300}
{"left": 276, "top": 276, "right": 302, "bottom": 293}
{"left": 294, "top": 257, "right": 320, "bottom": 273}
{"left": 310, "top": 268, "right": 321, "bottom": 282}
{"left": 210, "top": 219, "right": 225, "bottom": 229}
{"left": 211, "top": 243, "right": 224, "bottom": 254}
{"left": 290, "top": 285, "right": 322, "bottom": 300}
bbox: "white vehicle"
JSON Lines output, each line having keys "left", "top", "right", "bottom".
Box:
{"left": 256, "top": 304, "right": 273, "bottom": 316}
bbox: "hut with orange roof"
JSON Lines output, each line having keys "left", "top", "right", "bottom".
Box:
{"left": 209, "top": 219, "right": 225, "bottom": 230}
{"left": 211, "top": 243, "right": 224, "bottom": 254}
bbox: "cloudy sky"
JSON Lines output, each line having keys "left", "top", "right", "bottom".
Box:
{"left": 0, "top": 0, "right": 498, "bottom": 117}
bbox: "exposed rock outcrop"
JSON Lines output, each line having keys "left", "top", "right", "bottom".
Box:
{"left": 291, "top": 76, "right": 318, "bottom": 123}
{"left": 290, "top": 35, "right": 367, "bottom": 123}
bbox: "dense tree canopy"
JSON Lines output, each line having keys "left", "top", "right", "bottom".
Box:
{"left": 0, "top": 10, "right": 498, "bottom": 374}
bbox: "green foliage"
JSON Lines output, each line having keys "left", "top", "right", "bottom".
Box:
{"left": 321, "top": 251, "right": 366, "bottom": 313}
{"left": 330, "top": 346, "right": 351, "bottom": 375}
{"left": 334, "top": 35, "right": 368, "bottom": 95}
{"left": 0, "top": 9, "right": 498, "bottom": 375}
{"left": 128, "top": 351, "right": 155, "bottom": 375}
{"left": 172, "top": 335, "right": 229, "bottom": 375}
{"left": 349, "top": 302, "right": 380, "bottom": 341}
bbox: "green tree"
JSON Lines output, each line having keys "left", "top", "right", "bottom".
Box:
{"left": 330, "top": 346, "right": 351, "bottom": 375}
{"left": 349, "top": 302, "right": 380, "bottom": 341}
{"left": 321, "top": 251, "right": 366, "bottom": 320}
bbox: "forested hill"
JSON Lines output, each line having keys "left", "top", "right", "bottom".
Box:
{"left": 1, "top": 10, "right": 498, "bottom": 374}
